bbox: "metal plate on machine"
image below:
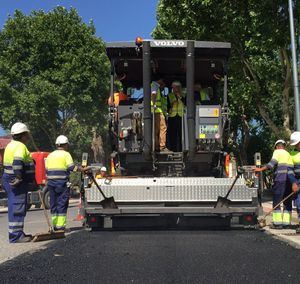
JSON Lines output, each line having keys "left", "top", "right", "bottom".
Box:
{"left": 196, "top": 105, "right": 222, "bottom": 140}
{"left": 199, "top": 107, "right": 219, "bottom": 118}
{"left": 86, "top": 177, "right": 257, "bottom": 203}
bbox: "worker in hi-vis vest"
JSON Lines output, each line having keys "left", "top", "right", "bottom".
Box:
{"left": 45, "top": 135, "right": 86, "bottom": 231}
{"left": 151, "top": 76, "right": 169, "bottom": 152}
{"left": 2, "top": 122, "right": 35, "bottom": 243}
{"left": 256, "top": 140, "right": 295, "bottom": 229}
{"left": 194, "top": 84, "right": 210, "bottom": 105}
{"left": 96, "top": 166, "right": 108, "bottom": 179}
{"left": 168, "top": 81, "right": 186, "bottom": 152}
{"left": 288, "top": 132, "right": 300, "bottom": 233}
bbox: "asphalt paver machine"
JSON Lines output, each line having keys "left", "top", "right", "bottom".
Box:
{"left": 83, "top": 39, "right": 262, "bottom": 229}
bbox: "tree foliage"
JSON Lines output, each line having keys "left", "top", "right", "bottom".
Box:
{"left": 0, "top": 7, "right": 110, "bottom": 160}
{"left": 153, "top": 0, "right": 300, "bottom": 163}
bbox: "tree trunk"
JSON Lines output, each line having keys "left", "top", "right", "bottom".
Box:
{"left": 256, "top": 102, "right": 281, "bottom": 136}
{"left": 242, "top": 57, "right": 282, "bottom": 136}
{"left": 280, "top": 48, "right": 292, "bottom": 137}
{"left": 91, "top": 127, "right": 104, "bottom": 163}
{"left": 239, "top": 112, "right": 250, "bottom": 165}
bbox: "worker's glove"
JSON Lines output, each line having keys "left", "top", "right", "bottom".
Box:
{"left": 292, "top": 183, "right": 300, "bottom": 193}
{"left": 81, "top": 166, "right": 93, "bottom": 174}
{"left": 9, "top": 177, "right": 23, "bottom": 187}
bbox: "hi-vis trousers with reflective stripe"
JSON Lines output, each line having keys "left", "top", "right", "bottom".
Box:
{"left": 48, "top": 184, "right": 70, "bottom": 230}
{"left": 2, "top": 174, "right": 28, "bottom": 243}
{"left": 272, "top": 181, "right": 292, "bottom": 226}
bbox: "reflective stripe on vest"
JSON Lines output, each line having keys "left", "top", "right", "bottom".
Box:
{"left": 46, "top": 150, "right": 74, "bottom": 181}
{"left": 267, "top": 149, "right": 293, "bottom": 181}
{"left": 168, "top": 92, "right": 185, "bottom": 117}
{"left": 151, "top": 82, "right": 163, "bottom": 113}
{"left": 290, "top": 150, "right": 300, "bottom": 179}
{"left": 3, "top": 140, "right": 35, "bottom": 179}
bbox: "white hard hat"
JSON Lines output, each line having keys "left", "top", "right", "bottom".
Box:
{"left": 290, "top": 131, "right": 300, "bottom": 146}
{"left": 172, "top": 81, "right": 182, "bottom": 87}
{"left": 11, "top": 122, "right": 30, "bottom": 135}
{"left": 274, "top": 139, "right": 286, "bottom": 147}
{"left": 55, "top": 135, "right": 69, "bottom": 145}
{"left": 100, "top": 166, "right": 107, "bottom": 172}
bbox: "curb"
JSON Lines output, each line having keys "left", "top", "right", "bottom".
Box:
{"left": 263, "top": 228, "right": 300, "bottom": 249}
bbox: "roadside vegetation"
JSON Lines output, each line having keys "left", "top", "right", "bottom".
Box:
{"left": 153, "top": 0, "right": 300, "bottom": 164}
{"left": 0, "top": 7, "right": 110, "bottom": 160}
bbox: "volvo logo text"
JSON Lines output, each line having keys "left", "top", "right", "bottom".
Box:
{"left": 153, "top": 40, "right": 185, "bottom": 47}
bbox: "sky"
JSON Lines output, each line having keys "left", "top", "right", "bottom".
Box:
{"left": 0, "top": 0, "right": 158, "bottom": 134}
{"left": 0, "top": 0, "right": 158, "bottom": 41}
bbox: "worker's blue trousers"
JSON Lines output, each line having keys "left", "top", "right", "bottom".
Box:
{"left": 295, "top": 193, "right": 300, "bottom": 221}
{"left": 272, "top": 181, "right": 292, "bottom": 225}
{"left": 48, "top": 184, "right": 70, "bottom": 230}
{"left": 2, "top": 175, "right": 28, "bottom": 243}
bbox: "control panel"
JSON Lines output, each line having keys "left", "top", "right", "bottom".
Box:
{"left": 195, "top": 105, "right": 222, "bottom": 140}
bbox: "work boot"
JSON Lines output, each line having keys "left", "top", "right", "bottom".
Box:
{"left": 54, "top": 227, "right": 65, "bottom": 232}
{"left": 15, "top": 236, "right": 33, "bottom": 243}
{"left": 160, "top": 147, "right": 171, "bottom": 153}
{"left": 282, "top": 225, "right": 291, "bottom": 230}
{"left": 269, "top": 223, "right": 283, "bottom": 230}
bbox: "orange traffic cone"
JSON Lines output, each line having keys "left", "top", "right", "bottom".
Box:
{"left": 74, "top": 196, "right": 84, "bottom": 221}
{"left": 110, "top": 158, "right": 116, "bottom": 176}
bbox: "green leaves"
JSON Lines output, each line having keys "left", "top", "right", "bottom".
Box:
{"left": 0, "top": 7, "right": 109, "bottom": 159}
{"left": 153, "top": 0, "right": 299, "bottom": 163}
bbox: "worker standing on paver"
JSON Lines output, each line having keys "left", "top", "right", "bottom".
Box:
{"left": 96, "top": 166, "right": 107, "bottom": 179}
{"left": 151, "top": 76, "right": 169, "bottom": 152}
{"left": 45, "top": 135, "right": 85, "bottom": 231}
{"left": 168, "top": 81, "right": 186, "bottom": 152}
{"left": 194, "top": 84, "right": 210, "bottom": 105}
{"left": 289, "top": 132, "right": 300, "bottom": 233}
{"left": 256, "top": 140, "right": 294, "bottom": 229}
{"left": 2, "top": 122, "right": 35, "bottom": 243}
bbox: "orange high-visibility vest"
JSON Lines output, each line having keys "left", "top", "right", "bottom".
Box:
{"left": 108, "top": 92, "right": 128, "bottom": 106}
{"left": 225, "top": 154, "right": 230, "bottom": 177}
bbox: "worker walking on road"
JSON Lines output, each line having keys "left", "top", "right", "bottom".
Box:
{"left": 45, "top": 135, "right": 84, "bottom": 231}
{"left": 2, "top": 122, "right": 35, "bottom": 243}
{"left": 289, "top": 132, "right": 300, "bottom": 233}
{"left": 256, "top": 140, "right": 294, "bottom": 229}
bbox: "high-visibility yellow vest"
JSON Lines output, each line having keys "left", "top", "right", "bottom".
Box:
{"left": 290, "top": 150, "right": 300, "bottom": 179}
{"left": 3, "top": 140, "right": 35, "bottom": 181}
{"left": 168, "top": 92, "right": 185, "bottom": 117}
{"left": 201, "top": 90, "right": 209, "bottom": 101}
{"left": 151, "top": 82, "right": 163, "bottom": 114}
{"left": 196, "top": 90, "right": 210, "bottom": 105}
{"left": 267, "top": 149, "right": 293, "bottom": 181}
{"left": 46, "top": 150, "right": 74, "bottom": 181}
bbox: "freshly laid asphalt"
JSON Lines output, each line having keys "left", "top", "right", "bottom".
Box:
{"left": 0, "top": 227, "right": 300, "bottom": 283}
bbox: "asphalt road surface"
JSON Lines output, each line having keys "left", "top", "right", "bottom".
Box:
{"left": 0, "top": 213, "right": 300, "bottom": 284}
{"left": 0, "top": 204, "right": 81, "bottom": 265}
